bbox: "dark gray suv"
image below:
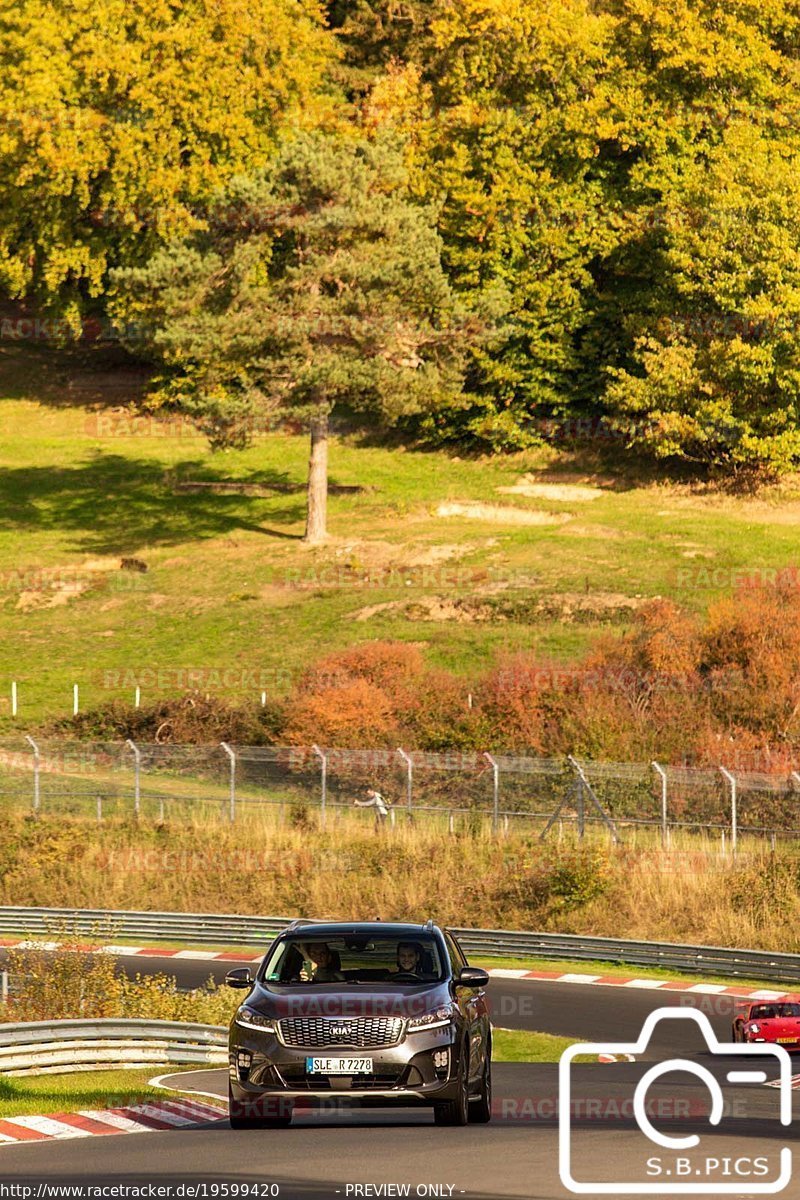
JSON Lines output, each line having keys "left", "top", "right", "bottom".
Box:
{"left": 226, "top": 920, "right": 491, "bottom": 1127}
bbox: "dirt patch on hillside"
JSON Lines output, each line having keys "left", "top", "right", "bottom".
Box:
{"left": 534, "top": 592, "right": 651, "bottom": 621}
{"left": 653, "top": 487, "right": 800, "bottom": 524}
{"left": 13, "top": 557, "right": 125, "bottom": 611}
{"left": 352, "top": 596, "right": 496, "bottom": 623}
{"left": 318, "top": 538, "right": 497, "bottom": 569}
{"left": 350, "top": 588, "right": 650, "bottom": 625}
{"left": 435, "top": 502, "right": 572, "bottom": 526}
{"left": 496, "top": 476, "right": 605, "bottom": 502}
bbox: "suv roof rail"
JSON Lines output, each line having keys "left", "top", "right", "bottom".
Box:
{"left": 424, "top": 918, "right": 435, "bottom": 930}
{"left": 284, "top": 918, "right": 319, "bottom": 931}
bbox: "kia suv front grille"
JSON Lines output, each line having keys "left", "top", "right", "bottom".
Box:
{"left": 277, "top": 1016, "right": 404, "bottom": 1049}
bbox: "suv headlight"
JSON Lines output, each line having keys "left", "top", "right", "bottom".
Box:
{"left": 748, "top": 1023, "right": 761, "bottom": 1034}
{"left": 407, "top": 1005, "right": 454, "bottom": 1032}
{"left": 235, "top": 1005, "right": 276, "bottom": 1033}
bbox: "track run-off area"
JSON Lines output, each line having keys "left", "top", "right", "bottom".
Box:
{"left": 1, "top": 952, "right": 799, "bottom": 1198}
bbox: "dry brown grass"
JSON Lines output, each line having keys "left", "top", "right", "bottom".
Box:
{"left": 1, "top": 808, "right": 799, "bottom": 952}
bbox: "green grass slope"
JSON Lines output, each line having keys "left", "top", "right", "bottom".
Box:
{"left": 2, "top": 341, "right": 800, "bottom": 725}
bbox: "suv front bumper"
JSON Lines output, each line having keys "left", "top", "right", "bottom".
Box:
{"left": 229, "top": 1021, "right": 461, "bottom": 1105}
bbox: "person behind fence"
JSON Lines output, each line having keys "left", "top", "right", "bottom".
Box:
{"left": 353, "top": 786, "right": 391, "bottom": 825}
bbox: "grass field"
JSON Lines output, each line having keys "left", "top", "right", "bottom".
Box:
{"left": 3, "top": 341, "right": 800, "bottom": 725}
{"left": 491, "top": 1029, "right": 593, "bottom": 1063}
{"left": 0, "top": 1069, "right": 213, "bottom": 1119}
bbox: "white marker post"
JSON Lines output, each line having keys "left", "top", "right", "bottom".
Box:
{"left": 73, "top": 683, "right": 79, "bottom": 716}
{"left": 10, "top": 681, "right": 16, "bottom": 718}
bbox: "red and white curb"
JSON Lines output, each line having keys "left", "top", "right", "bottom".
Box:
{"left": 490, "top": 968, "right": 794, "bottom": 1001}
{"left": 0, "top": 1097, "right": 226, "bottom": 1146}
{"left": 0, "top": 939, "right": 261, "bottom": 964}
{"left": 765, "top": 1075, "right": 800, "bottom": 1090}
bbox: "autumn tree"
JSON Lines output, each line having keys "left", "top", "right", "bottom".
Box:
{"left": 326, "top": 0, "right": 441, "bottom": 95}
{"left": 590, "top": 0, "right": 800, "bottom": 476}
{"left": 359, "top": 0, "right": 618, "bottom": 448}
{"left": 603, "top": 124, "right": 800, "bottom": 477}
{"left": 113, "top": 132, "right": 477, "bottom": 542}
{"left": 0, "top": 0, "right": 335, "bottom": 325}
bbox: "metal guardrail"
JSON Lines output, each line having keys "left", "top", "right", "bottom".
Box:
{"left": 0, "top": 907, "right": 292, "bottom": 946}
{"left": 454, "top": 929, "right": 800, "bottom": 985}
{"left": 0, "top": 1018, "right": 227, "bottom": 1076}
{"left": 1, "top": 906, "right": 799, "bottom": 986}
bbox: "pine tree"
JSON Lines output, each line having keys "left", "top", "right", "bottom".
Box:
{"left": 113, "top": 132, "right": 477, "bottom": 542}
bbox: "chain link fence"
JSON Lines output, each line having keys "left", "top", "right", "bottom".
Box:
{"left": 1, "top": 737, "right": 800, "bottom": 844}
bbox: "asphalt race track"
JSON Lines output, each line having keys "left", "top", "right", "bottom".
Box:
{"left": 1, "top": 952, "right": 798, "bottom": 1198}
{"left": 113, "top": 953, "right": 755, "bottom": 1056}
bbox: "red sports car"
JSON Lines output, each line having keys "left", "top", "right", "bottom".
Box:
{"left": 732, "top": 1001, "right": 800, "bottom": 1047}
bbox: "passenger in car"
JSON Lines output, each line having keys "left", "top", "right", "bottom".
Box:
{"left": 302, "top": 942, "right": 345, "bottom": 982}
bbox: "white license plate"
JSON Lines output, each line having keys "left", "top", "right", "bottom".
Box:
{"left": 306, "top": 1056, "right": 372, "bottom": 1074}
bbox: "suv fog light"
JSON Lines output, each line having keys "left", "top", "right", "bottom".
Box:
{"left": 433, "top": 1049, "right": 449, "bottom": 1077}
{"left": 237, "top": 1050, "right": 253, "bottom": 1080}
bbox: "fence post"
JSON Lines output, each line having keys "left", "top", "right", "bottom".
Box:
{"left": 483, "top": 752, "right": 499, "bottom": 834}
{"left": 0, "top": 970, "right": 7, "bottom": 1004}
{"left": 652, "top": 761, "right": 668, "bottom": 847}
{"left": 576, "top": 776, "right": 585, "bottom": 838}
{"left": 312, "top": 745, "right": 327, "bottom": 827}
{"left": 720, "top": 767, "right": 737, "bottom": 853}
{"left": 567, "top": 756, "right": 619, "bottom": 843}
{"left": 220, "top": 743, "right": 236, "bottom": 823}
{"left": 25, "top": 734, "right": 40, "bottom": 815}
{"left": 134, "top": 686, "right": 141, "bottom": 709}
{"left": 397, "top": 748, "right": 413, "bottom": 814}
{"left": 126, "top": 739, "right": 141, "bottom": 818}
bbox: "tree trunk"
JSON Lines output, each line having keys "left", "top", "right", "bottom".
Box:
{"left": 303, "top": 411, "right": 329, "bottom": 544}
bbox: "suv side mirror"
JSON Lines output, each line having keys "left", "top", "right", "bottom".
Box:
{"left": 456, "top": 966, "right": 489, "bottom": 988}
{"left": 225, "top": 967, "right": 254, "bottom": 989}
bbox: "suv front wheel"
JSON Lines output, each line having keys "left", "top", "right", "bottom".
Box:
{"left": 433, "top": 1050, "right": 470, "bottom": 1126}
{"left": 468, "top": 1046, "right": 491, "bottom": 1123}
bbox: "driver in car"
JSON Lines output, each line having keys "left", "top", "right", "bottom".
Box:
{"left": 394, "top": 941, "right": 424, "bottom": 977}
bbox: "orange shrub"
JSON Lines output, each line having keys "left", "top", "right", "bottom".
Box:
{"left": 401, "top": 667, "right": 490, "bottom": 751}
{"left": 297, "top": 641, "right": 425, "bottom": 704}
{"left": 584, "top": 599, "right": 702, "bottom": 681}
{"left": 282, "top": 677, "right": 401, "bottom": 748}
{"left": 477, "top": 654, "right": 552, "bottom": 753}
{"left": 702, "top": 573, "right": 800, "bottom": 741}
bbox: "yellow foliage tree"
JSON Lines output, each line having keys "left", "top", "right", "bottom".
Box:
{"left": 0, "top": 0, "right": 337, "bottom": 322}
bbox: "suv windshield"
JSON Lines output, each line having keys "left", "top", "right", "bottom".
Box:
{"left": 260, "top": 933, "right": 446, "bottom": 986}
